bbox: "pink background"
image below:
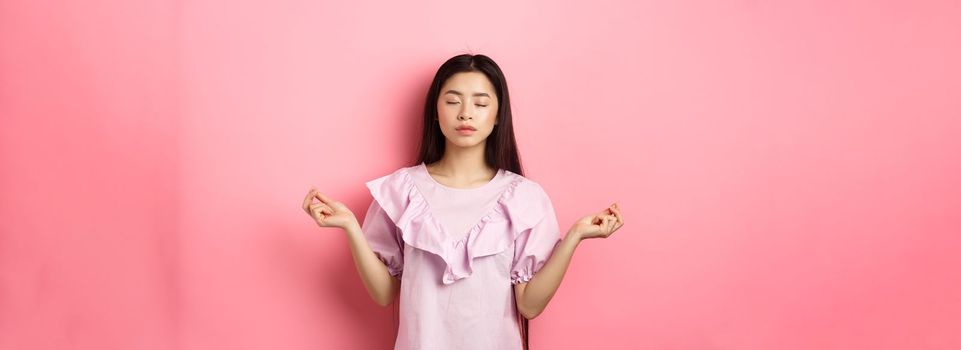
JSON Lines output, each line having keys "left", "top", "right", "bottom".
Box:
{"left": 2, "top": 0, "right": 959, "bottom": 349}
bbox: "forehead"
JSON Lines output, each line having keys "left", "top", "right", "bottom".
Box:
{"left": 440, "top": 72, "right": 496, "bottom": 97}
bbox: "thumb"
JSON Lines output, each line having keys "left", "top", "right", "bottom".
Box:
{"left": 314, "top": 192, "right": 335, "bottom": 205}
{"left": 599, "top": 204, "right": 617, "bottom": 216}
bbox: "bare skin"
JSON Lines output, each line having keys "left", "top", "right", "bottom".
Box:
{"left": 302, "top": 71, "right": 625, "bottom": 317}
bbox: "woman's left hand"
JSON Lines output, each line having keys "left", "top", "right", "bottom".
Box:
{"left": 569, "top": 203, "right": 624, "bottom": 241}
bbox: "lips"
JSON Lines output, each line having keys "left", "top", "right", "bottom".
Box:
{"left": 456, "top": 125, "right": 477, "bottom": 131}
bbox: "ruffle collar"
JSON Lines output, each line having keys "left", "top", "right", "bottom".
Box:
{"left": 365, "top": 164, "right": 548, "bottom": 285}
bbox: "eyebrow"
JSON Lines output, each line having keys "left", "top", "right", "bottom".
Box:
{"left": 443, "top": 90, "right": 491, "bottom": 98}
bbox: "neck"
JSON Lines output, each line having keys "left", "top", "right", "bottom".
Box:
{"left": 430, "top": 140, "right": 494, "bottom": 180}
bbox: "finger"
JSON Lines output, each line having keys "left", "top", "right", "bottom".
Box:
{"left": 314, "top": 191, "right": 334, "bottom": 205}
{"left": 610, "top": 205, "right": 624, "bottom": 226}
{"left": 310, "top": 203, "right": 331, "bottom": 214}
{"left": 312, "top": 207, "right": 333, "bottom": 218}
{"left": 601, "top": 218, "right": 613, "bottom": 236}
{"left": 606, "top": 202, "right": 617, "bottom": 212}
{"left": 315, "top": 206, "right": 333, "bottom": 216}
{"left": 303, "top": 188, "right": 318, "bottom": 211}
{"left": 592, "top": 214, "right": 606, "bottom": 226}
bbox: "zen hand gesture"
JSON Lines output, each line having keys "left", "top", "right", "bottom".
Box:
{"left": 570, "top": 203, "right": 624, "bottom": 241}
{"left": 302, "top": 187, "right": 357, "bottom": 230}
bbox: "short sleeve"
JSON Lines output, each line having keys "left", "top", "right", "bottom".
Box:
{"left": 510, "top": 195, "right": 562, "bottom": 285}
{"left": 361, "top": 199, "right": 404, "bottom": 279}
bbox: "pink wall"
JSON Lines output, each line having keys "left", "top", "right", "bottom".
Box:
{"left": 2, "top": 0, "right": 959, "bottom": 349}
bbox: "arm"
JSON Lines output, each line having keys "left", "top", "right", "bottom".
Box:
{"left": 305, "top": 188, "right": 400, "bottom": 307}
{"left": 514, "top": 202, "right": 624, "bottom": 319}
{"left": 514, "top": 230, "right": 581, "bottom": 319}
{"left": 343, "top": 220, "right": 401, "bottom": 307}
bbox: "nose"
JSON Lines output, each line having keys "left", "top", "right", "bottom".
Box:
{"left": 458, "top": 112, "right": 471, "bottom": 120}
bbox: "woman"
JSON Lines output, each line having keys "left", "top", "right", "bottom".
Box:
{"left": 302, "top": 53, "right": 624, "bottom": 349}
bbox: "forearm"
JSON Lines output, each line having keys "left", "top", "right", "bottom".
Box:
{"left": 343, "top": 222, "right": 399, "bottom": 307}
{"left": 518, "top": 230, "right": 581, "bottom": 319}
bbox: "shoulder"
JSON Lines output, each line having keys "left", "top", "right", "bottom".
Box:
{"left": 503, "top": 170, "right": 552, "bottom": 202}
{"left": 365, "top": 164, "right": 419, "bottom": 187}
{"left": 499, "top": 171, "right": 556, "bottom": 227}
{"left": 362, "top": 164, "right": 423, "bottom": 224}
{"left": 500, "top": 173, "right": 556, "bottom": 232}
{"left": 364, "top": 164, "right": 419, "bottom": 205}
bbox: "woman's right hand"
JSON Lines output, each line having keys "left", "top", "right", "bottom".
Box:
{"left": 302, "top": 187, "right": 358, "bottom": 230}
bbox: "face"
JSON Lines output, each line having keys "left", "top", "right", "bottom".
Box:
{"left": 436, "top": 71, "right": 499, "bottom": 149}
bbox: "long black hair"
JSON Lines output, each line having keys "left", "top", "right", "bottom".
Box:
{"left": 413, "top": 53, "right": 524, "bottom": 177}
{"left": 412, "top": 53, "right": 530, "bottom": 349}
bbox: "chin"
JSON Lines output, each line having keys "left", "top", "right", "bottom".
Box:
{"left": 445, "top": 134, "right": 489, "bottom": 149}
{"left": 450, "top": 139, "right": 485, "bottom": 148}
